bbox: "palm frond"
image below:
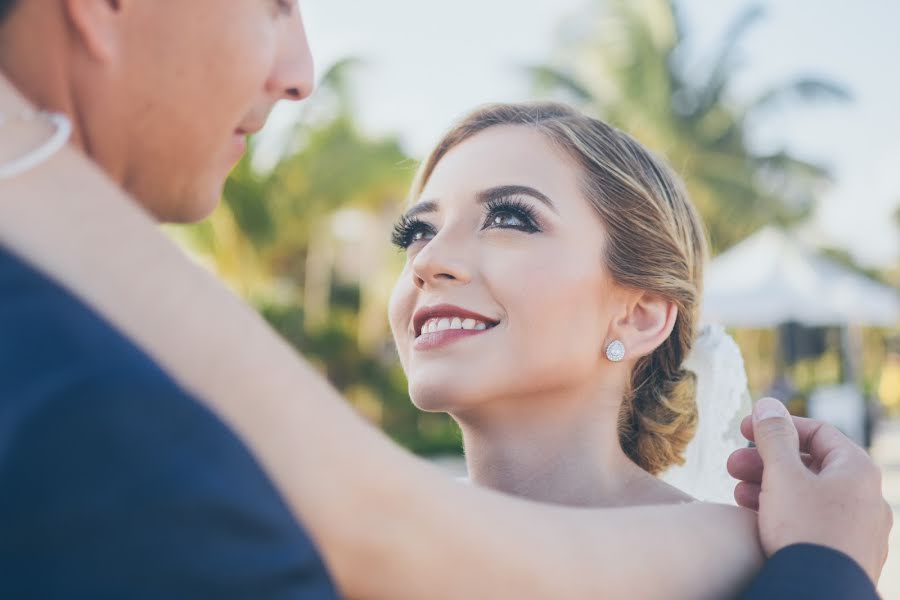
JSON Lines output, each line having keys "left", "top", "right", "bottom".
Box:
{"left": 748, "top": 77, "right": 852, "bottom": 114}
{"left": 752, "top": 151, "right": 831, "bottom": 180}
{"left": 693, "top": 4, "right": 765, "bottom": 117}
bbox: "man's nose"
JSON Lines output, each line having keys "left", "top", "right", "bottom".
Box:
{"left": 268, "top": 8, "right": 315, "bottom": 102}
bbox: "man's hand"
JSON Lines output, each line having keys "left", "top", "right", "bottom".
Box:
{"left": 727, "top": 397, "right": 892, "bottom": 584}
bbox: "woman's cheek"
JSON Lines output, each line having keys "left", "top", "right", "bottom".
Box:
{"left": 387, "top": 281, "right": 415, "bottom": 365}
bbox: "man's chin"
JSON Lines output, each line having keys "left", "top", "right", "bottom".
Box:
{"left": 180, "top": 190, "right": 223, "bottom": 224}
{"left": 135, "top": 186, "right": 223, "bottom": 225}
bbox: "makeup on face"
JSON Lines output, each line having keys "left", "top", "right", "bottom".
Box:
{"left": 391, "top": 184, "right": 557, "bottom": 252}
{"left": 411, "top": 303, "right": 500, "bottom": 351}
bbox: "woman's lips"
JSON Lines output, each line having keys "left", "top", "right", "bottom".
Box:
{"left": 414, "top": 326, "right": 492, "bottom": 351}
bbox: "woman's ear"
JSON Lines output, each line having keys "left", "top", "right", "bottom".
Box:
{"left": 612, "top": 292, "right": 678, "bottom": 360}
{"left": 62, "top": 0, "right": 126, "bottom": 63}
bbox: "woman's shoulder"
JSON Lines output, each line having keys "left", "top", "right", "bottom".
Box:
{"left": 624, "top": 471, "right": 697, "bottom": 506}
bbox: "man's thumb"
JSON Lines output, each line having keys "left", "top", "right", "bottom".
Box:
{"left": 752, "top": 397, "right": 802, "bottom": 476}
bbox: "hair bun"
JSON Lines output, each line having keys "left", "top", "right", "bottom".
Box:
{"left": 619, "top": 364, "right": 699, "bottom": 475}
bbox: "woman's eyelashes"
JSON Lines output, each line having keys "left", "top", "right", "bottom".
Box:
{"left": 482, "top": 197, "right": 541, "bottom": 233}
{"left": 391, "top": 215, "right": 436, "bottom": 250}
{"left": 390, "top": 197, "right": 543, "bottom": 251}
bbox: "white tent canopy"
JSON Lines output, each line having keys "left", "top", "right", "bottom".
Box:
{"left": 702, "top": 226, "right": 900, "bottom": 328}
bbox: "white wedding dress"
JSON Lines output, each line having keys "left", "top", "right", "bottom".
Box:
{"left": 660, "top": 325, "right": 753, "bottom": 504}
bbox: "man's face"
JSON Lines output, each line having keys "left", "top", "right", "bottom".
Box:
{"left": 75, "top": 0, "right": 314, "bottom": 222}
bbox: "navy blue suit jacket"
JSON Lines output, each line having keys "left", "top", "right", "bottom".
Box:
{"left": 741, "top": 544, "right": 879, "bottom": 599}
{"left": 0, "top": 245, "right": 338, "bottom": 598}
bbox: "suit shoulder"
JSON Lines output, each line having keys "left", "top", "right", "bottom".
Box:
{"left": 0, "top": 368, "right": 337, "bottom": 598}
{"left": 0, "top": 244, "right": 179, "bottom": 428}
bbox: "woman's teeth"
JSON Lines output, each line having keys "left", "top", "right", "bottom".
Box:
{"left": 421, "top": 317, "right": 489, "bottom": 335}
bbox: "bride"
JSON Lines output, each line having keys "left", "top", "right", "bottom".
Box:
{"left": 387, "top": 101, "right": 750, "bottom": 506}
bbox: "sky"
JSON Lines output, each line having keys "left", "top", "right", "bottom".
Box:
{"left": 264, "top": 0, "right": 900, "bottom": 268}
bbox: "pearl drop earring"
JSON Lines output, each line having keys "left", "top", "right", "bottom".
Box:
{"left": 606, "top": 340, "right": 626, "bottom": 362}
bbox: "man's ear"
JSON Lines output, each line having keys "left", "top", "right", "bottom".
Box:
{"left": 63, "top": 0, "right": 125, "bottom": 63}
{"left": 612, "top": 292, "right": 678, "bottom": 360}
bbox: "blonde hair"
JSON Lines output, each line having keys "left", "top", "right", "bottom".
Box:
{"left": 409, "top": 102, "right": 708, "bottom": 475}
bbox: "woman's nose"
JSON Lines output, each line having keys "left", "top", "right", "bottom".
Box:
{"left": 411, "top": 233, "right": 473, "bottom": 290}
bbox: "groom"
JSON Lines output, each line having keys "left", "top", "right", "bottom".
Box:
{"left": 0, "top": 1, "right": 890, "bottom": 598}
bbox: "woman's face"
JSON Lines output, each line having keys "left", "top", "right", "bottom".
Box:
{"left": 388, "top": 125, "right": 626, "bottom": 414}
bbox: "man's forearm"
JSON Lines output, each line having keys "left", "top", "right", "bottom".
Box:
{"left": 0, "top": 121, "right": 763, "bottom": 599}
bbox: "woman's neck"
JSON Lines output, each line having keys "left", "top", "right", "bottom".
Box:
{"left": 454, "top": 385, "right": 691, "bottom": 507}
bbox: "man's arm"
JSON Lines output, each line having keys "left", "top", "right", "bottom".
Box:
{"left": 1, "top": 77, "right": 762, "bottom": 599}
{"left": 0, "top": 142, "right": 764, "bottom": 599}
{"left": 0, "top": 377, "right": 337, "bottom": 599}
{"left": 740, "top": 544, "right": 879, "bottom": 600}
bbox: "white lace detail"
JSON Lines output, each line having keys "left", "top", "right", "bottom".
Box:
{"left": 660, "top": 324, "right": 751, "bottom": 504}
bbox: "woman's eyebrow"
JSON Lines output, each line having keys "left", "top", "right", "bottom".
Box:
{"left": 402, "top": 200, "right": 439, "bottom": 220}
{"left": 404, "top": 185, "right": 559, "bottom": 220}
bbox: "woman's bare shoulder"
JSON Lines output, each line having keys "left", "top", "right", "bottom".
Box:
{"left": 634, "top": 478, "right": 762, "bottom": 548}
{"left": 623, "top": 471, "right": 697, "bottom": 506}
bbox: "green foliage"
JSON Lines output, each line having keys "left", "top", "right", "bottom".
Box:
{"left": 528, "top": 0, "right": 851, "bottom": 252}
{"left": 175, "top": 59, "right": 461, "bottom": 456}
{"left": 259, "top": 301, "right": 462, "bottom": 455}
{"left": 173, "top": 4, "right": 861, "bottom": 457}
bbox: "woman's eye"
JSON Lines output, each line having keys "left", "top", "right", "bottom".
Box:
{"left": 410, "top": 229, "right": 430, "bottom": 243}
{"left": 391, "top": 217, "right": 436, "bottom": 250}
{"left": 489, "top": 212, "right": 526, "bottom": 228}
{"left": 392, "top": 198, "right": 540, "bottom": 251}
{"left": 483, "top": 198, "right": 540, "bottom": 233}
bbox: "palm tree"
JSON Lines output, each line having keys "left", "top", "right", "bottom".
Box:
{"left": 528, "top": 0, "right": 851, "bottom": 251}
{"left": 177, "top": 59, "right": 412, "bottom": 300}
{"left": 172, "top": 59, "right": 462, "bottom": 455}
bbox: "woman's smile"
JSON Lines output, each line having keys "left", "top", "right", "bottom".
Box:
{"left": 413, "top": 322, "right": 496, "bottom": 351}
{"left": 412, "top": 303, "right": 500, "bottom": 351}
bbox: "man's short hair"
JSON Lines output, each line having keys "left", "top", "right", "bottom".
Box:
{"left": 0, "top": 0, "right": 18, "bottom": 22}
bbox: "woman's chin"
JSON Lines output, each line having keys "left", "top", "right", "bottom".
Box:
{"left": 409, "top": 384, "right": 475, "bottom": 414}
{"left": 409, "top": 393, "right": 454, "bottom": 414}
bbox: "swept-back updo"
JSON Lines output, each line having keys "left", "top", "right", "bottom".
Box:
{"left": 409, "top": 102, "right": 708, "bottom": 475}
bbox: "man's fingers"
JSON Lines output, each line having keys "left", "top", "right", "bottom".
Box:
{"left": 728, "top": 447, "right": 816, "bottom": 483}
{"left": 733, "top": 481, "right": 760, "bottom": 511}
{"left": 801, "top": 452, "right": 815, "bottom": 471}
{"left": 795, "top": 419, "right": 867, "bottom": 471}
{"left": 728, "top": 447, "right": 763, "bottom": 482}
{"left": 741, "top": 412, "right": 853, "bottom": 463}
{"left": 751, "top": 398, "right": 803, "bottom": 477}
{"left": 741, "top": 413, "right": 811, "bottom": 444}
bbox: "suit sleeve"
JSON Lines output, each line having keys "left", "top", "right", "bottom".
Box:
{"left": 740, "top": 543, "right": 879, "bottom": 599}
{"left": 0, "top": 376, "right": 338, "bottom": 599}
